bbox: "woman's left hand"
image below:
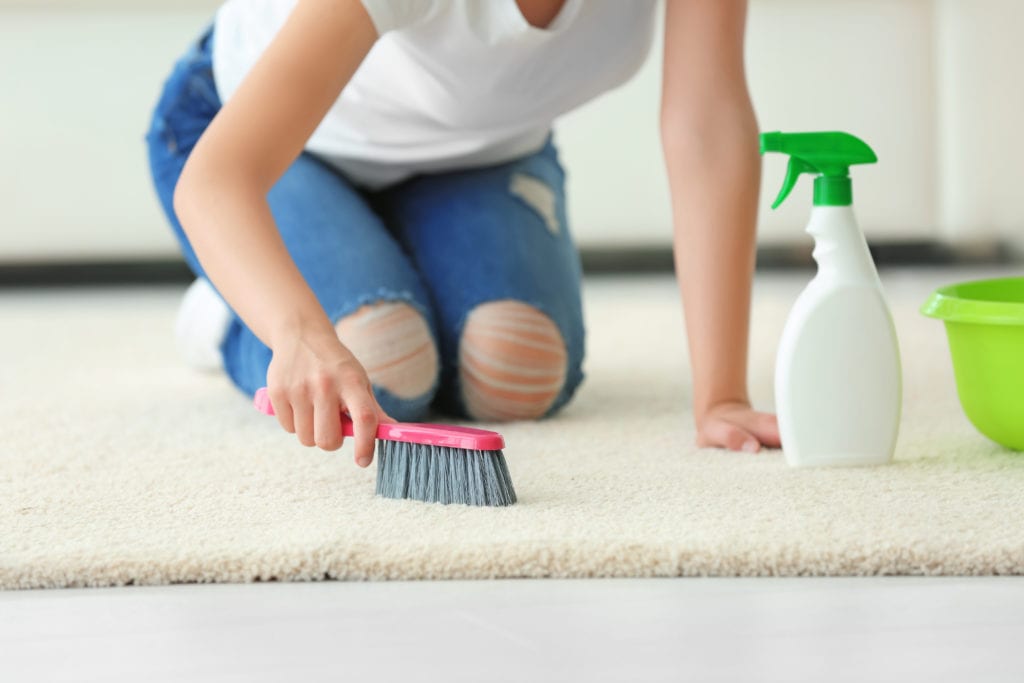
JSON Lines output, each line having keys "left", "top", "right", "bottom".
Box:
{"left": 696, "top": 401, "right": 781, "bottom": 453}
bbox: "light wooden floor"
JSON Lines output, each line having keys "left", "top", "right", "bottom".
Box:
{"left": 3, "top": 577, "right": 1024, "bottom": 682}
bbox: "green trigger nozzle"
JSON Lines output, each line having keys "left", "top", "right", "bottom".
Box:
{"left": 759, "top": 131, "right": 877, "bottom": 209}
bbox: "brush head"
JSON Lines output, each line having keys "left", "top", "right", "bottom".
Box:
{"left": 253, "top": 388, "right": 516, "bottom": 506}
{"left": 376, "top": 440, "right": 517, "bottom": 507}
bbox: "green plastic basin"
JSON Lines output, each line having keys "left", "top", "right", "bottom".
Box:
{"left": 921, "top": 276, "right": 1024, "bottom": 451}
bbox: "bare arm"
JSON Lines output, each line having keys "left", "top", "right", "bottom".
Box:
{"left": 660, "top": 0, "right": 779, "bottom": 452}
{"left": 174, "top": 0, "right": 385, "bottom": 464}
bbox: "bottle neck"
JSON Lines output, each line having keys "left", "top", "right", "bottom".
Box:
{"left": 813, "top": 176, "right": 852, "bottom": 207}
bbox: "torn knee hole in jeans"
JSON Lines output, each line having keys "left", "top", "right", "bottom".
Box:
{"left": 334, "top": 300, "right": 439, "bottom": 400}
{"left": 509, "top": 173, "right": 559, "bottom": 235}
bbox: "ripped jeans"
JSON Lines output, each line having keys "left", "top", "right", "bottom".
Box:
{"left": 144, "top": 25, "right": 585, "bottom": 421}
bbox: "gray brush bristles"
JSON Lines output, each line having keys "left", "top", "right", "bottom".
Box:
{"left": 375, "top": 440, "right": 517, "bottom": 506}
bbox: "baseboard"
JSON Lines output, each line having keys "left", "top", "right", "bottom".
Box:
{"left": 0, "top": 241, "right": 1016, "bottom": 287}
{"left": 0, "top": 260, "right": 194, "bottom": 288}
{"left": 583, "top": 239, "right": 1017, "bottom": 274}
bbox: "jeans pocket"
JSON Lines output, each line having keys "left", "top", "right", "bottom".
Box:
{"left": 154, "top": 76, "right": 219, "bottom": 160}
{"left": 183, "top": 47, "right": 220, "bottom": 113}
{"left": 147, "top": 24, "right": 220, "bottom": 155}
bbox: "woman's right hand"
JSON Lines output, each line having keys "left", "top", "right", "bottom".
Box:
{"left": 264, "top": 325, "right": 393, "bottom": 467}
{"left": 169, "top": 0, "right": 384, "bottom": 464}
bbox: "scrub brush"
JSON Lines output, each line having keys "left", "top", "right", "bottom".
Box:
{"left": 253, "top": 388, "right": 516, "bottom": 506}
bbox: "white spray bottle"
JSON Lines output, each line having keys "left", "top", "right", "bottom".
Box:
{"left": 761, "top": 131, "right": 901, "bottom": 467}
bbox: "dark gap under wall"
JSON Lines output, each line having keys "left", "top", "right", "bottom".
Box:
{"left": 0, "top": 241, "right": 1016, "bottom": 288}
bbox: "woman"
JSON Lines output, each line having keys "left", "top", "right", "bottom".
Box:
{"left": 145, "top": 0, "right": 780, "bottom": 468}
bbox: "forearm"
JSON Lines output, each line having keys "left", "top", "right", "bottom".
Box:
{"left": 170, "top": 0, "right": 376, "bottom": 352}
{"left": 174, "top": 175, "right": 335, "bottom": 350}
{"left": 662, "top": 102, "right": 760, "bottom": 421}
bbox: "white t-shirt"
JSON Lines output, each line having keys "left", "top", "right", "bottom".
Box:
{"left": 212, "top": 0, "right": 658, "bottom": 188}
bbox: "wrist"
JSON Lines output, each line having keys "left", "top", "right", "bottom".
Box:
{"left": 268, "top": 308, "right": 337, "bottom": 351}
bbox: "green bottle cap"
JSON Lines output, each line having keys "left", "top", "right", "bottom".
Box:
{"left": 759, "top": 131, "right": 877, "bottom": 208}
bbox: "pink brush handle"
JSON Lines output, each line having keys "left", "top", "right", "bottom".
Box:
{"left": 253, "top": 387, "right": 504, "bottom": 451}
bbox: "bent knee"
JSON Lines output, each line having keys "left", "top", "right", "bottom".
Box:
{"left": 335, "top": 301, "right": 439, "bottom": 400}
{"left": 458, "top": 300, "right": 568, "bottom": 421}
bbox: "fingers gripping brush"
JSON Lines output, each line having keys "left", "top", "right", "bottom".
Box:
{"left": 253, "top": 388, "right": 517, "bottom": 506}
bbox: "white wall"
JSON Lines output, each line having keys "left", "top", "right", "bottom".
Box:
{"left": 2, "top": 0, "right": 1020, "bottom": 262}
{"left": 934, "top": 0, "right": 1024, "bottom": 243}
{"left": 556, "top": 0, "right": 940, "bottom": 247}
{"left": 1, "top": 5, "right": 214, "bottom": 262}
{"left": 556, "top": 0, "right": 1024, "bottom": 249}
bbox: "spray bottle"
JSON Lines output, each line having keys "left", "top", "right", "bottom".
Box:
{"left": 761, "top": 131, "right": 901, "bottom": 467}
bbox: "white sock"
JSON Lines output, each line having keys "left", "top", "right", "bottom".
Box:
{"left": 174, "top": 278, "right": 232, "bottom": 372}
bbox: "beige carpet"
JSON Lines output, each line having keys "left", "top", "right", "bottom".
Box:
{"left": 2, "top": 269, "right": 1023, "bottom": 588}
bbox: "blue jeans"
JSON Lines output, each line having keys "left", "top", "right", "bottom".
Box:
{"left": 144, "top": 26, "right": 585, "bottom": 421}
